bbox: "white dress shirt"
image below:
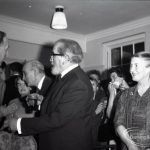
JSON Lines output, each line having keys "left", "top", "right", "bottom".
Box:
{"left": 61, "top": 64, "right": 78, "bottom": 78}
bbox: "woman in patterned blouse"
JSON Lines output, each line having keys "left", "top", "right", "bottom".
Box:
{"left": 0, "top": 76, "right": 37, "bottom": 150}
{"left": 114, "top": 52, "right": 150, "bottom": 150}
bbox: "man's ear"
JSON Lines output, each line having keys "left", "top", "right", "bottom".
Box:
{"left": 64, "top": 55, "right": 71, "bottom": 62}
{"left": 33, "top": 68, "right": 38, "bottom": 77}
{"left": 65, "top": 51, "right": 73, "bottom": 62}
{"left": 61, "top": 54, "right": 70, "bottom": 66}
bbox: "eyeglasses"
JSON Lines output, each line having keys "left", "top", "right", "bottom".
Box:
{"left": 50, "top": 53, "right": 64, "bottom": 61}
{"left": 51, "top": 53, "right": 64, "bottom": 56}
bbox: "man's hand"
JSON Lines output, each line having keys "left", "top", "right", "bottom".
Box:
{"left": 8, "top": 118, "right": 18, "bottom": 131}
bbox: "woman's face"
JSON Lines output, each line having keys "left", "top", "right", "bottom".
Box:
{"left": 17, "top": 79, "right": 30, "bottom": 96}
{"left": 90, "top": 80, "right": 98, "bottom": 93}
{"left": 130, "top": 57, "right": 150, "bottom": 82}
{"left": 110, "top": 72, "right": 118, "bottom": 83}
{"left": 90, "top": 74, "right": 100, "bottom": 83}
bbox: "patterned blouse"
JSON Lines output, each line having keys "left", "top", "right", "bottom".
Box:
{"left": 114, "top": 86, "right": 150, "bottom": 150}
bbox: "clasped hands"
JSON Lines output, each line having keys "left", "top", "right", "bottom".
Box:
{"left": 4, "top": 93, "right": 44, "bottom": 132}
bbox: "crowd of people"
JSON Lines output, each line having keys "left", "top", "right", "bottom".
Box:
{"left": 0, "top": 30, "right": 150, "bottom": 150}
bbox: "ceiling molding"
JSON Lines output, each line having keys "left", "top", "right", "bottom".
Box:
{"left": 86, "top": 16, "right": 150, "bottom": 41}
{"left": 0, "top": 15, "right": 87, "bottom": 52}
{"left": 0, "top": 15, "right": 84, "bottom": 38}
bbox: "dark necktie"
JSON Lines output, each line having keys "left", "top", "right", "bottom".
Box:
{"left": 52, "top": 75, "right": 61, "bottom": 87}
{"left": 57, "top": 75, "right": 61, "bottom": 80}
{"left": 56, "top": 75, "right": 61, "bottom": 81}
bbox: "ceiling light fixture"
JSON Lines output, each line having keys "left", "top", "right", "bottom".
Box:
{"left": 51, "top": 5, "right": 67, "bottom": 29}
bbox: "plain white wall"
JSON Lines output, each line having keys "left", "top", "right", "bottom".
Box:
{"left": 7, "top": 40, "right": 41, "bottom": 61}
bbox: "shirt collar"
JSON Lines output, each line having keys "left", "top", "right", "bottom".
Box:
{"left": 61, "top": 64, "right": 78, "bottom": 78}
{"left": 38, "top": 75, "right": 45, "bottom": 90}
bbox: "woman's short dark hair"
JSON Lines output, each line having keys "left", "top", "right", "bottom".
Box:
{"left": 87, "top": 69, "right": 101, "bottom": 81}
{"left": 133, "top": 51, "right": 150, "bottom": 60}
{"left": 108, "top": 67, "right": 124, "bottom": 78}
{"left": 9, "top": 62, "right": 23, "bottom": 76}
{"left": 132, "top": 52, "right": 150, "bottom": 67}
{"left": 89, "top": 76, "right": 99, "bottom": 86}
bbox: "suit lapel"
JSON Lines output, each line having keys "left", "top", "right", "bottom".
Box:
{"left": 41, "top": 67, "right": 80, "bottom": 114}
{"left": 48, "top": 79, "right": 65, "bottom": 112}
{"left": 39, "top": 77, "right": 51, "bottom": 96}
{"left": 40, "top": 76, "right": 63, "bottom": 114}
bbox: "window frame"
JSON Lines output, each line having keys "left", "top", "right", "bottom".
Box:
{"left": 103, "top": 33, "right": 145, "bottom": 69}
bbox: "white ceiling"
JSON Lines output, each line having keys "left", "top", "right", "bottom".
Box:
{"left": 0, "top": 0, "right": 150, "bottom": 36}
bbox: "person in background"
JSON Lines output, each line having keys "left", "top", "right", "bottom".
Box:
{"left": 8, "top": 39, "right": 93, "bottom": 150}
{"left": 114, "top": 52, "right": 150, "bottom": 150}
{"left": 0, "top": 61, "right": 6, "bottom": 105}
{"left": 107, "top": 68, "right": 129, "bottom": 118}
{"left": 89, "top": 76, "right": 107, "bottom": 149}
{"left": 0, "top": 31, "right": 8, "bottom": 64}
{"left": 0, "top": 31, "right": 8, "bottom": 105}
{"left": 87, "top": 70, "right": 101, "bottom": 84}
{"left": 3, "top": 62, "right": 23, "bottom": 105}
{"left": 0, "top": 76, "right": 37, "bottom": 150}
{"left": 0, "top": 61, "right": 6, "bottom": 81}
{"left": 21, "top": 60, "right": 53, "bottom": 120}
{"left": 22, "top": 60, "right": 53, "bottom": 148}
{"left": 106, "top": 68, "right": 129, "bottom": 150}
{"left": 0, "top": 31, "right": 8, "bottom": 127}
{"left": 87, "top": 69, "right": 106, "bottom": 93}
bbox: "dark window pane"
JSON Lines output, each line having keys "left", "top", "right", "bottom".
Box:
{"left": 135, "top": 42, "right": 145, "bottom": 53}
{"left": 122, "top": 45, "right": 133, "bottom": 64}
{"left": 111, "top": 47, "right": 121, "bottom": 66}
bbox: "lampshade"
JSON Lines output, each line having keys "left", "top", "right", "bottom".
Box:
{"left": 51, "top": 6, "right": 67, "bottom": 29}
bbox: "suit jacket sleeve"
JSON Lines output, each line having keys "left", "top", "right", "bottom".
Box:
{"left": 21, "top": 78, "right": 93, "bottom": 135}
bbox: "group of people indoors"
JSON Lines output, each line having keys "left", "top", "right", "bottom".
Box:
{"left": 0, "top": 30, "right": 150, "bottom": 150}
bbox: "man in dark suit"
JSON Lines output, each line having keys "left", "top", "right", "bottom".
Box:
{"left": 22, "top": 60, "right": 52, "bottom": 147}
{"left": 8, "top": 39, "right": 93, "bottom": 150}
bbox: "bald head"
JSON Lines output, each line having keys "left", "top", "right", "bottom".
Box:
{"left": 23, "top": 60, "right": 45, "bottom": 87}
